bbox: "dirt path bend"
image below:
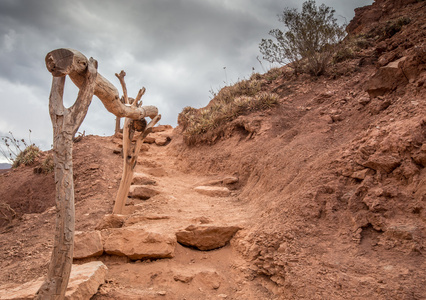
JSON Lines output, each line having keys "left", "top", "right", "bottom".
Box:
{"left": 93, "top": 131, "right": 274, "bottom": 300}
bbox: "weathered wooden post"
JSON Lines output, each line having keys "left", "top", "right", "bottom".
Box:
{"left": 112, "top": 71, "right": 161, "bottom": 214}
{"left": 36, "top": 48, "right": 159, "bottom": 299}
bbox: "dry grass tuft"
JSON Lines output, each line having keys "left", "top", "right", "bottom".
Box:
{"left": 178, "top": 75, "right": 280, "bottom": 144}
{"left": 12, "top": 145, "right": 40, "bottom": 168}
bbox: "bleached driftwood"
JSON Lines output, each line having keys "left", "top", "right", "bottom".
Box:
{"left": 45, "top": 48, "right": 158, "bottom": 120}
{"left": 112, "top": 71, "right": 161, "bottom": 214}
{"left": 36, "top": 57, "right": 98, "bottom": 300}
{"left": 38, "top": 48, "right": 160, "bottom": 299}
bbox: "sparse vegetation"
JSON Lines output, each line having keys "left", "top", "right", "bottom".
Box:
{"left": 41, "top": 154, "right": 54, "bottom": 173}
{"left": 382, "top": 17, "right": 411, "bottom": 39}
{"left": 178, "top": 76, "right": 279, "bottom": 144}
{"left": 366, "top": 16, "right": 411, "bottom": 41}
{"left": 12, "top": 144, "right": 41, "bottom": 168}
{"left": 259, "top": 0, "right": 346, "bottom": 76}
{"left": 1, "top": 130, "right": 41, "bottom": 168}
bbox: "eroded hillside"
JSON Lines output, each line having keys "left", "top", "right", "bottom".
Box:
{"left": 0, "top": 0, "right": 425, "bottom": 299}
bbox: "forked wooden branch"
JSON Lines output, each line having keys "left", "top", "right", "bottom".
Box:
{"left": 45, "top": 48, "right": 158, "bottom": 120}
{"left": 115, "top": 70, "right": 129, "bottom": 105}
{"left": 112, "top": 71, "right": 161, "bottom": 214}
{"left": 36, "top": 57, "right": 98, "bottom": 300}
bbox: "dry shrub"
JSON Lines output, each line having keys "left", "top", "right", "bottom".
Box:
{"left": 178, "top": 77, "right": 279, "bottom": 144}
{"left": 41, "top": 154, "right": 54, "bottom": 173}
{"left": 12, "top": 145, "right": 41, "bottom": 168}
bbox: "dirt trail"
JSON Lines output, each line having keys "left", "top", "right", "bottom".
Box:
{"left": 92, "top": 130, "right": 273, "bottom": 299}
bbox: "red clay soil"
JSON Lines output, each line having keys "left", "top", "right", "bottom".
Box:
{"left": 0, "top": 0, "right": 425, "bottom": 299}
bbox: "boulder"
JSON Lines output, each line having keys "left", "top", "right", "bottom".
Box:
{"left": 95, "top": 214, "right": 125, "bottom": 230}
{"left": 366, "top": 57, "right": 408, "bottom": 98}
{"left": 0, "top": 261, "right": 107, "bottom": 300}
{"left": 103, "top": 227, "right": 176, "bottom": 260}
{"left": 194, "top": 186, "right": 231, "bottom": 197}
{"left": 362, "top": 153, "right": 401, "bottom": 173}
{"left": 129, "top": 185, "right": 160, "bottom": 200}
{"left": 176, "top": 225, "right": 241, "bottom": 250}
{"left": 132, "top": 172, "right": 157, "bottom": 185}
{"left": 143, "top": 136, "right": 156, "bottom": 144}
{"left": 74, "top": 231, "right": 103, "bottom": 259}
{"left": 65, "top": 261, "right": 108, "bottom": 300}
{"left": 155, "top": 136, "right": 170, "bottom": 146}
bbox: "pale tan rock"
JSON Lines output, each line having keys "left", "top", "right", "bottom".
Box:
{"left": 152, "top": 125, "right": 173, "bottom": 132}
{"left": 132, "top": 172, "right": 157, "bottom": 185}
{"left": 139, "top": 144, "right": 150, "bottom": 152}
{"left": 143, "top": 136, "right": 156, "bottom": 144}
{"left": 129, "top": 185, "right": 160, "bottom": 200}
{"left": 196, "top": 271, "right": 222, "bottom": 289}
{"left": 366, "top": 57, "right": 408, "bottom": 98}
{"left": 155, "top": 136, "right": 170, "bottom": 146}
{"left": 0, "top": 261, "right": 107, "bottom": 300}
{"left": 176, "top": 225, "right": 241, "bottom": 250}
{"left": 0, "top": 279, "right": 43, "bottom": 300}
{"left": 194, "top": 186, "right": 231, "bottom": 197}
{"left": 222, "top": 176, "right": 238, "bottom": 185}
{"left": 95, "top": 214, "right": 125, "bottom": 230}
{"left": 199, "top": 176, "right": 239, "bottom": 186}
{"left": 74, "top": 231, "right": 103, "bottom": 259}
{"left": 173, "top": 273, "right": 195, "bottom": 283}
{"left": 65, "top": 261, "right": 108, "bottom": 300}
{"left": 103, "top": 227, "right": 176, "bottom": 260}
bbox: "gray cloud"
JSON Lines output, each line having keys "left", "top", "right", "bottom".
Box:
{"left": 0, "top": 0, "right": 373, "bottom": 162}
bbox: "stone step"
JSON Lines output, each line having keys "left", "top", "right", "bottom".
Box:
{"left": 103, "top": 227, "right": 176, "bottom": 260}
{"left": 176, "top": 224, "right": 241, "bottom": 250}
{"left": 194, "top": 186, "right": 231, "bottom": 197}
{"left": 0, "top": 261, "right": 107, "bottom": 300}
{"left": 129, "top": 185, "right": 160, "bottom": 200}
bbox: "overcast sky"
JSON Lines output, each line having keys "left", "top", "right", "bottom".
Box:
{"left": 0, "top": 0, "right": 373, "bottom": 163}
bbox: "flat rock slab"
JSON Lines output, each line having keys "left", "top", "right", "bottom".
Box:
{"left": 194, "top": 186, "right": 231, "bottom": 197}
{"left": 0, "top": 261, "right": 108, "bottom": 300}
{"left": 74, "top": 230, "right": 103, "bottom": 259}
{"left": 199, "top": 176, "right": 239, "bottom": 187}
{"left": 176, "top": 225, "right": 241, "bottom": 250}
{"left": 124, "top": 214, "right": 171, "bottom": 226}
{"left": 129, "top": 185, "right": 160, "bottom": 200}
{"left": 103, "top": 227, "right": 176, "bottom": 260}
{"left": 132, "top": 172, "right": 157, "bottom": 185}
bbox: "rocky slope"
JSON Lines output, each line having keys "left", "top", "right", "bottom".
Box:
{"left": 171, "top": 0, "right": 426, "bottom": 298}
{"left": 0, "top": 0, "right": 425, "bottom": 299}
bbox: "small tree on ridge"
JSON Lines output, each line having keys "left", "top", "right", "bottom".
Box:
{"left": 259, "top": 0, "right": 345, "bottom": 76}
